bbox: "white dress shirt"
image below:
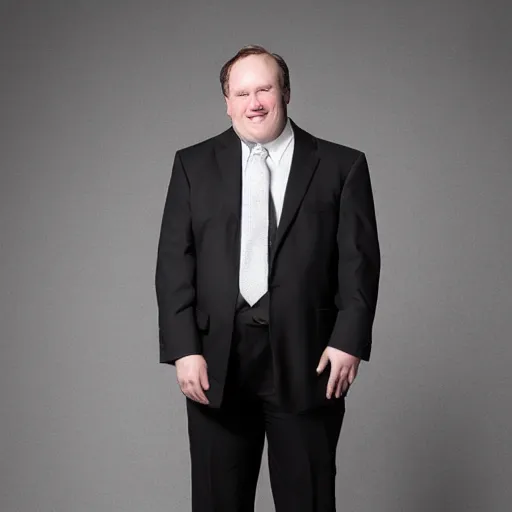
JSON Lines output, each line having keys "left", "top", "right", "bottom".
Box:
{"left": 240, "top": 118, "right": 295, "bottom": 226}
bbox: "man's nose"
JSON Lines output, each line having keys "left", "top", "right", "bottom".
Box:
{"left": 248, "top": 94, "right": 262, "bottom": 110}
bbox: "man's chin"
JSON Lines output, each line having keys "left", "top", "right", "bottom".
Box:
{"left": 232, "top": 120, "right": 278, "bottom": 144}
{"left": 244, "top": 125, "right": 275, "bottom": 144}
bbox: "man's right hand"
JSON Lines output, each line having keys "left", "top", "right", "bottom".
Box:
{"left": 175, "top": 354, "right": 210, "bottom": 405}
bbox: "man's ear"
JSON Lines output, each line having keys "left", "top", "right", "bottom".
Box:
{"left": 283, "top": 89, "right": 290, "bottom": 105}
{"left": 225, "top": 97, "right": 231, "bottom": 117}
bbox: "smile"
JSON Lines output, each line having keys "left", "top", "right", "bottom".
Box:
{"left": 248, "top": 113, "right": 267, "bottom": 122}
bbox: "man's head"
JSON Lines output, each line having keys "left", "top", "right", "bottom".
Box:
{"left": 220, "top": 45, "right": 290, "bottom": 144}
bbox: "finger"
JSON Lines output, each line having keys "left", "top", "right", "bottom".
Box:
{"left": 335, "top": 376, "right": 344, "bottom": 398}
{"left": 177, "top": 377, "right": 188, "bottom": 396}
{"left": 199, "top": 365, "right": 210, "bottom": 391}
{"left": 192, "top": 375, "right": 209, "bottom": 404}
{"left": 337, "top": 366, "right": 351, "bottom": 397}
{"left": 179, "top": 383, "right": 193, "bottom": 401}
{"left": 326, "top": 365, "right": 340, "bottom": 399}
{"left": 316, "top": 352, "right": 329, "bottom": 374}
{"left": 348, "top": 365, "right": 358, "bottom": 385}
{"left": 335, "top": 366, "right": 349, "bottom": 397}
{"left": 187, "top": 383, "right": 201, "bottom": 403}
{"left": 182, "top": 378, "right": 196, "bottom": 401}
{"left": 183, "top": 378, "right": 202, "bottom": 404}
{"left": 195, "top": 384, "right": 209, "bottom": 405}
{"left": 180, "top": 368, "right": 209, "bottom": 404}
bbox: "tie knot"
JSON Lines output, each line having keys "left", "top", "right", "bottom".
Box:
{"left": 251, "top": 144, "right": 268, "bottom": 159}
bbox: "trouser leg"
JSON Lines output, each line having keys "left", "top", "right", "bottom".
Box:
{"left": 186, "top": 398, "right": 265, "bottom": 512}
{"left": 185, "top": 302, "right": 272, "bottom": 512}
{"left": 264, "top": 400, "right": 346, "bottom": 512}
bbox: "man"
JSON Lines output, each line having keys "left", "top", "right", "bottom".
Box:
{"left": 155, "top": 45, "right": 380, "bottom": 511}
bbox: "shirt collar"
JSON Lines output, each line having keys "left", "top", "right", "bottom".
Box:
{"left": 239, "top": 118, "right": 294, "bottom": 165}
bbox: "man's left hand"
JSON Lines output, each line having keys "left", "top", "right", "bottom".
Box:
{"left": 316, "top": 347, "right": 361, "bottom": 399}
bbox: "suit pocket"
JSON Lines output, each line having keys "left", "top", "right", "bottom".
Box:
{"left": 195, "top": 308, "right": 210, "bottom": 333}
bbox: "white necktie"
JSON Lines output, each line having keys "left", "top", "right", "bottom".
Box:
{"left": 239, "top": 143, "right": 270, "bottom": 306}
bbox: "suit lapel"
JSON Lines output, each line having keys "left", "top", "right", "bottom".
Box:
{"left": 271, "top": 120, "right": 320, "bottom": 269}
{"left": 215, "top": 126, "right": 242, "bottom": 221}
{"left": 214, "top": 127, "right": 242, "bottom": 281}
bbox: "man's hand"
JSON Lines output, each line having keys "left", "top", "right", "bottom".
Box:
{"left": 316, "top": 347, "right": 361, "bottom": 399}
{"left": 175, "top": 355, "right": 210, "bottom": 405}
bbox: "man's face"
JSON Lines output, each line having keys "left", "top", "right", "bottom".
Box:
{"left": 225, "top": 54, "right": 290, "bottom": 144}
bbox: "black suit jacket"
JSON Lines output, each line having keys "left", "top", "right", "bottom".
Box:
{"left": 155, "top": 119, "right": 380, "bottom": 412}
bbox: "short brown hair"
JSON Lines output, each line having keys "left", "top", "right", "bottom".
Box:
{"left": 219, "top": 45, "right": 290, "bottom": 97}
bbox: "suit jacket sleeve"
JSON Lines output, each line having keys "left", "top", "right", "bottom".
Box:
{"left": 155, "top": 151, "right": 201, "bottom": 365}
{"left": 328, "top": 152, "right": 381, "bottom": 360}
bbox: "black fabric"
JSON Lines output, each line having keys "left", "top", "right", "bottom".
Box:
{"left": 186, "top": 310, "right": 345, "bottom": 512}
{"left": 156, "top": 119, "right": 381, "bottom": 412}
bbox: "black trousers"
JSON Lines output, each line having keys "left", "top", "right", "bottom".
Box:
{"left": 186, "top": 305, "right": 346, "bottom": 512}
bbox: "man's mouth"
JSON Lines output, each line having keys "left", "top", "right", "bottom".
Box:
{"left": 247, "top": 113, "right": 267, "bottom": 122}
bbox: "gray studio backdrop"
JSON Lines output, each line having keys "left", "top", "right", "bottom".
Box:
{"left": 1, "top": 1, "right": 511, "bottom": 511}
